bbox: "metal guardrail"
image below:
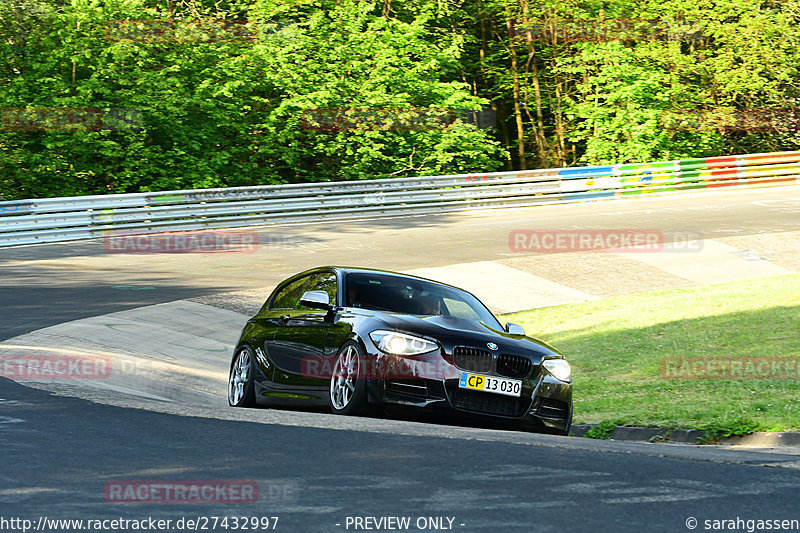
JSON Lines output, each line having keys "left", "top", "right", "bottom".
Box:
{"left": 1, "top": 150, "right": 798, "bottom": 247}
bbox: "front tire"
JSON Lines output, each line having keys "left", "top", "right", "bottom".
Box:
{"left": 329, "top": 341, "right": 368, "bottom": 415}
{"left": 228, "top": 346, "right": 255, "bottom": 407}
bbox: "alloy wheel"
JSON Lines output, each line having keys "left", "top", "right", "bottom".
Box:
{"left": 330, "top": 345, "right": 359, "bottom": 410}
{"left": 229, "top": 348, "right": 251, "bottom": 405}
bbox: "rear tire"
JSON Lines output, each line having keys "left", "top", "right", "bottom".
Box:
{"left": 329, "top": 341, "right": 368, "bottom": 416}
{"left": 228, "top": 346, "right": 255, "bottom": 407}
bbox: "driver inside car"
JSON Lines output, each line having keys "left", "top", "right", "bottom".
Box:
{"left": 417, "top": 293, "right": 441, "bottom": 315}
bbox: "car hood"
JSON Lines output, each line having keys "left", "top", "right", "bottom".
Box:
{"left": 372, "top": 312, "right": 562, "bottom": 360}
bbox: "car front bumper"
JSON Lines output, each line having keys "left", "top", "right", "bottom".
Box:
{"left": 364, "top": 350, "right": 573, "bottom": 433}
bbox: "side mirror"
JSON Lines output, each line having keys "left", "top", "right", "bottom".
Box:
{"left": 505, "top": 322, "right": 525, "bottom": 336}
{"left": 299, "top": 290, "right": 332, "bottom": 310}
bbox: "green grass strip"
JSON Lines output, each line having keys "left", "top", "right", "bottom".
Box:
{"left": 503, "top": 274, "right": 800, "bottom": 435}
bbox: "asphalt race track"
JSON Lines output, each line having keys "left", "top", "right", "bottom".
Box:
{"left": 6, "top": 376, "right": 800, "bottom": 533}
{"left": 1, "top": 185, "right": 800, "bottom": 532}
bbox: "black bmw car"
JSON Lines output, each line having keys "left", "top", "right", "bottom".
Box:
{"left": 228, "top": 266, "right": 573, "bottom": 434}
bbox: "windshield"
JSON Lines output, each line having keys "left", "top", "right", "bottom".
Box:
{"left": 345, "top": 272, "right": 502, "bottom": 329}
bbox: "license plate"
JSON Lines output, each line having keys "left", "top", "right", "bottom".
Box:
{"left": 458, "top": 372, "right": 522, "bottom": 397}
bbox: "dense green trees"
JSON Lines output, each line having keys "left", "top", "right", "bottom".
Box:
{"left": 1, "top": 0, "right": 798, "bottom": 199}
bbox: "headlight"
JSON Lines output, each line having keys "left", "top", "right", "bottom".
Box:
{"left": 369, "top": 330, "right": 438, "bottom": 356}
{"left": 542, "top": 358, "right": 571, "bottom": 382}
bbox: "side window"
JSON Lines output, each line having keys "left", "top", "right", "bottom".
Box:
{"left": 296, "top": 271, "right": 337, "bottom": 310}
{"left": 441, "top": 297, "right": 481, "bottom": 322}
{"left": 269, "top": 276, "right": 310, "bottom": 310}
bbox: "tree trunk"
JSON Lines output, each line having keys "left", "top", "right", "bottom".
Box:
{"left": 554, "top": 78, "right": 566, "bottom": 166}
{"left": 507, "top": 15, "right": 526, "bottom": 170}
{"left": 521, "top": 0, "right": 546, "bottom": 166}
{"left": 494, "top": 103, "right": 514, "bottom": 170}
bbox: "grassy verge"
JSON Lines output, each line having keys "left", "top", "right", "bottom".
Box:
{"left": 503, "top": 274, "right": 800, "bottom": 434}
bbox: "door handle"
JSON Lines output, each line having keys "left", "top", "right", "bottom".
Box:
{"left": 280, "top": 314, "right": 290, "bottom": 323}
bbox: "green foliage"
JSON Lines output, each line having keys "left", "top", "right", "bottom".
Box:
{"left": 699, "top": 418, "right": 764, "bottom": 443}
{"left": 556, "top": 0, "right": 800, "bottom": 164}
{"left": 0, "top": 0, "right": 505, "bottom": 199}
{"left": 581, "top": 420, "right": 623, "bottom": 439}
{"left": 504, "top": 274, "right": 800, "bottom": 432}
{"left": 248, "top": 0, "right": 506, "bottom": 183}
{"left": 1, "top": 0, "right": 799, "bottom": 199}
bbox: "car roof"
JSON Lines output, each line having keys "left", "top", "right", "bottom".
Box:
{"left": 303, "top": 266, "right": 465, "bottom": 292}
